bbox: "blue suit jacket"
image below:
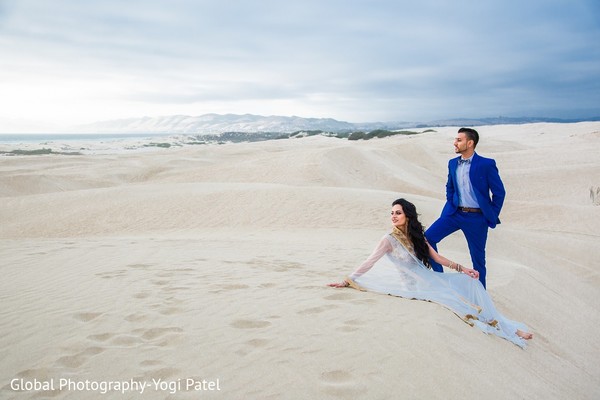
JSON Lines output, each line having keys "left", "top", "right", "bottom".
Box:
{"left": 441, "top": 153, "right": 506, "bottom": 228}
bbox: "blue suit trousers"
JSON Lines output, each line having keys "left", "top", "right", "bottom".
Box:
{"left": 425, "top": 210, "right": 489, "bottom": 288}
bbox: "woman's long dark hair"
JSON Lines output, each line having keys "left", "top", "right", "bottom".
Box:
{"left": 392, "top": 198, "right": 430, "bottom": 267}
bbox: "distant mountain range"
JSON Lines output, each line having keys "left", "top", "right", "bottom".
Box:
{"left": 71, "top": 114, "right": 600, "bottom": 134}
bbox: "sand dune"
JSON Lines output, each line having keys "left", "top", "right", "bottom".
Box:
{"left": 1, "top": 123, "right": 599, "bottom": 399}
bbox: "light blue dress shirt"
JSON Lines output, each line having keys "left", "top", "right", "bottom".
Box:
{"left": 456, "top": 155, "right": 480, "bottom": 208}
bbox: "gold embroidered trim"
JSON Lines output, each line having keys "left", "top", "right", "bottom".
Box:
{"left": 391, "top": 226, "right": 415, "bottom": 256}
{"left": 345, "top": 277, "right": 367, "bottom": 292}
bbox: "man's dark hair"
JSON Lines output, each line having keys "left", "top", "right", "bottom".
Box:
{"left": 458, "top": 127, "right": 479, "bottom": 147}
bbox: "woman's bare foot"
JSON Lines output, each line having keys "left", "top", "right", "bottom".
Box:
{"left": 516, "top": 329, "right": 533, "bottom": 340}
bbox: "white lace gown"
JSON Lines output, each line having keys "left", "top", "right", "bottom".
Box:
{"left": 349, "top": 234, "right": 529, "bottom": 348}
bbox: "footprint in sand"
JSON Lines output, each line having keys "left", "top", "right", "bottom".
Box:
{"left": 210, "top": 283, "right": 250, "bottom": 293}
{"left": 136, "top": 327, "right": 184, "bottom": 340}
{"left": 245, "top": 338, "right": 270, "bottom": 347}
{"left": 297, "top": 305, "right": 339, "bottom": 315}
{"left": 231, "top": 319, "right": 271, "bottom": 329}
{"left": 72, "top": 312, "right": 103, "bottom": 322}
{"left": 324, "top": 292, "right": 354, "bottom": 301}
{"left": 13, "top": 368, "right": 53, "bottom": 380}
{"left": 320, "top": 370, "right": 366, "bottom": 396}
{"left": 109, "top": 334, "right": 145, "bottom": 347}
{"left": 128, "top": 263, "right": 152, "bottom": 270}
{"left": 321, "top": 370, "right": 353, "bottom": 383}
{"left": 133, "top": 291, "right": 151, "bottom": 299}
{"left": 338, "top": 319, "right": 365, "bottom": 332}
{"left": 55, "top": 347, "right": 104, "bottom": 368}
{"left": 140, "top": 359, "right": 162, "bottom": 367}
{"left": 86, "top": 332, "right": 115, "bottom": 342}
{"left": 159, "top": 306, "right": 184, "bottom": 315}
{"left": 125, "top": 312, "right": 149, "bottom": 322}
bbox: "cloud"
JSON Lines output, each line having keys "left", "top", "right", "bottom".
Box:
{"left": 0, "top": 0, "right": 599, "bottom": 131}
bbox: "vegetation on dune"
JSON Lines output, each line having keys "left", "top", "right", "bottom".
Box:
{"left": 348, "top": 129, "right": 422, "bottom": 140}
{"left": 0, "top": 148, "right": 82, "bottom": 156}
{"left": 143, "top": 142, "right": 174, "bottom": 148}
{"left": 0, "top": 128, "right": 436, "bottom": 155}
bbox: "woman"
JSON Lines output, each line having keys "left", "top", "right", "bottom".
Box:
{"left": 329, "top": 198, "right": 533, "bottom": 347}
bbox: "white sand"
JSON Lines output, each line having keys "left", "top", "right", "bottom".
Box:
{"left": 1, "top": 122, "right": 599, "bottom": 399}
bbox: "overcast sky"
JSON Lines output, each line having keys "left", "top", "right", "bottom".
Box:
{"left": 1, "top": 0, "right": 599, "bottom": 132}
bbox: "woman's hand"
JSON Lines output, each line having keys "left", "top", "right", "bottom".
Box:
{"left": 461, "top": 266, "right": 479, "bottom": 279}
{"left": 328, "top": 281, "right": 349, "bottom": 288}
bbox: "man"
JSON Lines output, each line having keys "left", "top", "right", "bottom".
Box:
{"left": 425, "top": 127, "right": 505, "bottom": 288}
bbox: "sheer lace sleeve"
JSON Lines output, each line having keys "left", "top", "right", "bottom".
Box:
{"left": 349, "top": 236, "right": 392, "bottom": 279}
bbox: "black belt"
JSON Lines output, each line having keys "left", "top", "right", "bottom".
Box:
{"left": 458, "top": 207, "right": 482, "bottom": 213}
